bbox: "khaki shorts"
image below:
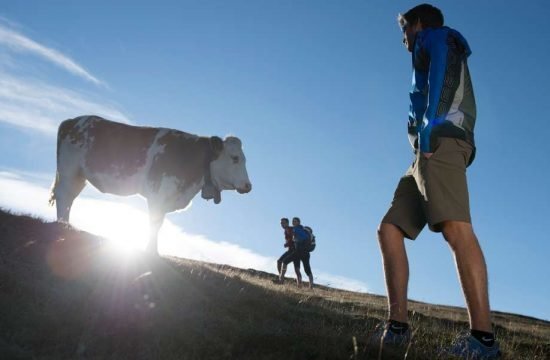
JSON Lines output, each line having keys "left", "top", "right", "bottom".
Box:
{"left": 382, "top": 138, "right": 474, "bottom": 239}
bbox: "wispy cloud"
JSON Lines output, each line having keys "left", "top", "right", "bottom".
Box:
{"left": 0, "top": 74, "right": 129, "bottom": 134}
{"left": 0, "top": 23, "right": 103, "bottom": 86}
{"left": 0, "top": 19, "right": 129, "bottom": 133}
{"left": 0, "top": 170, "right": 369, "bottom": 292}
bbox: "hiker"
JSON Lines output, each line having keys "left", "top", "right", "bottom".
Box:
{"left": 276, "top": 218, "right": 300, "bottom": 277}
{"left": 373, "top": 4, "right": 500, "bottom": 359}
{"left": 277, "top": 217, "right": 314, "bottom": 288}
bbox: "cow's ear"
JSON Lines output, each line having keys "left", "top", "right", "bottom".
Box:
{"left": 210, "top": 136, "right": 224, "bottom": 158}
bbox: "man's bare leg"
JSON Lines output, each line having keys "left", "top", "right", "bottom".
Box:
{"left": 441, "top": 221, "right": 492, "bottom": 332}
{"left": 307, "top": 273, "right": 314, "bottom": 289}
{"left": 294, "top": 265, "right": 303, "bottom": 286}
{"left": 278, "top": 264, "right": 286, "bottom": 283}
{"left": 378, "top": 223, "right": 409, "bottom": 323}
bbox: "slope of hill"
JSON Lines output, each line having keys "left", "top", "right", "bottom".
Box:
{"left": 0, "top": 208, "right": 548, "bottom": 359}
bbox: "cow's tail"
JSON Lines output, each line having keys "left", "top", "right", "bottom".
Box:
{"left": 48, "top": 172, "right": 59, "bottom": 206}
{"left": 49, "top": 118, "right": 71, "bottom": 207}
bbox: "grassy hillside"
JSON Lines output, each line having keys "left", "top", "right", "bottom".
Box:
{"left": 0, "top": 208, "right": 548, "bottom": 359}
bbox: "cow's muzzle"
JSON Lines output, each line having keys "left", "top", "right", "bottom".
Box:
{"left": 237, "top": 182, "right": 252, "bottom": 194}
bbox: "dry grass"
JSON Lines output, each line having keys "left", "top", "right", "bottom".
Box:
{"left": 0, "top": 208, "right": 548, "bottom": 359}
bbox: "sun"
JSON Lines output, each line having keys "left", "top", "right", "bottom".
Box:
{"left": 70, "top": 197, "right": 150, "bottom": 253}
{"left": 67, "top": 195, "right": 200, "bottom": 257}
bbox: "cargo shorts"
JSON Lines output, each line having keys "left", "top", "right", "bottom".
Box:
{"left": 382, "top": 137, "right": 474, "bottom": 240}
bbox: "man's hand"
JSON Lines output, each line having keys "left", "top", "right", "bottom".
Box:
{"left": 422, "top": 152, "right": 433, "bottom": 159}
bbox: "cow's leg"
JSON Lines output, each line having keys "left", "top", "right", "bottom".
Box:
{"left": 55, "top": 173, "right": 86, "bottom": 222}
{"left": 146, "top": 204, "right": 166, "bottom": 255}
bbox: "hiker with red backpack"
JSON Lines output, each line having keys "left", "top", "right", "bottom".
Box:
{"left": 276, "top": 218, "right": 300, "bottom": 279}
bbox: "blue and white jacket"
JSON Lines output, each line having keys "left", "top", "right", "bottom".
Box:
{"left": 409, "top": 26, "right": 476, "bottom": 165}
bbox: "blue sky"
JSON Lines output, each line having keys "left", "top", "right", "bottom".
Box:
{"left": 0, "top": 0, "right": 549, "bottom": 321}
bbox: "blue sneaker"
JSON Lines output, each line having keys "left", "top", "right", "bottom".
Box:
{"left": 444, "top": 333, "right": 501, "bottom": 359}
{"left": 370, "top": 321, "right": 412, "bottom": 348}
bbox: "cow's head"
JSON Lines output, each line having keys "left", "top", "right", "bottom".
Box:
{"left": 208, "top": 136, "right": 252, "bottom": 201}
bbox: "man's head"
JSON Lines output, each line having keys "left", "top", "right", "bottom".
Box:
{"left": 398, "top": 3, "right": 444, "bottom": 52}
{"left": 281, "top": 218, "right": 289, "bottom": 228}
{"left": 292, "top": 217, "right": 301, "bottom": 226}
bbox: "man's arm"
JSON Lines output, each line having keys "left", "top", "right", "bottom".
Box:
{"left": 419, "top": 30, "right": 450, "bottom": 156}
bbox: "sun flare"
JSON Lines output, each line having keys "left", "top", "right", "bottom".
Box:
{"left": 70, "top": 198, "right": 150, "bottom": 253}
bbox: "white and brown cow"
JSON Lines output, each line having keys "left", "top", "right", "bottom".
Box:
{"left": 49, "top": 115, "right": 252, "bottom": 253}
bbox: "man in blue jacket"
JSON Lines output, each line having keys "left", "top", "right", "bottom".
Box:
{"left": 374, "top": 4, "right": 501, "bottom": 359}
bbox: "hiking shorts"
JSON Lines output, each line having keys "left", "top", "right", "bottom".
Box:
{"left": 382, "top": 138, "right": 474, "bottom": 240}
{"left": 278, "top": 249, "right": 299, "bottom": 269}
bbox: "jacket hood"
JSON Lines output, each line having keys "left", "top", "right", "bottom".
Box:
{"left": 421, "top": 26, "right": 472, "bottom": 58}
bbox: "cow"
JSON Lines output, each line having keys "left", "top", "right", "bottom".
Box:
{"left": 49, "top": 115, "right": 252, "bottom": 254}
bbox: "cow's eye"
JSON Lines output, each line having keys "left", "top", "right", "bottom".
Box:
{"left": 231, "top": 156, "right": 240, "bottom": 164}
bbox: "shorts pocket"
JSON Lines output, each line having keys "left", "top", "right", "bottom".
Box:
{"left": 453, "top": 139, "right": 473, "bottom": 167}
{"left": 420, "top": 138, "right": 444, "bottom": 164}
